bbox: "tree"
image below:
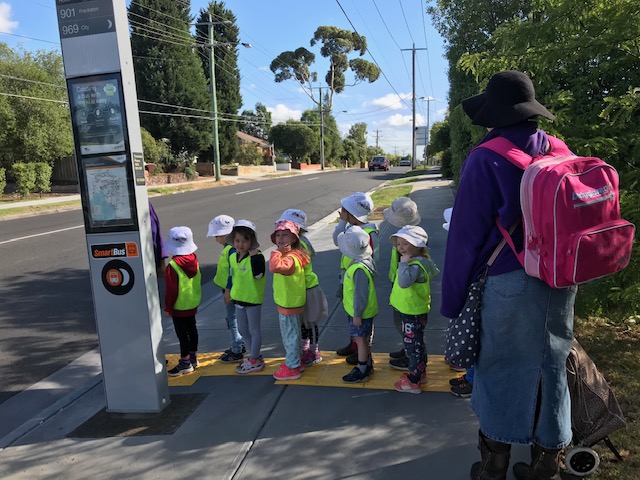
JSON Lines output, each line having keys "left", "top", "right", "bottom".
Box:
{"left": 300, "top": 109, "right": 343, "bottom": 165}
{"left": 270, "top": 26, "right": 380, "bottom": 111}
{"left": 269, "top": 121, "right": 318, "bottom": 163}
{"left": 129, "top": 0, "right": 210, "bottom": 158}
{"left": 195, "top": 1, "right": 243, "bottom": 164}
{"left": 0, "top": 43, "right": 73, "bottom": 171}
{"left": 239, "top": 103, "right": 272, "bottom": 140}
{"left": 346, "top": 122, "right": 367, "bottom": 165}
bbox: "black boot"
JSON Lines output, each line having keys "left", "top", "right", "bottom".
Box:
{"left": 470, "top": 431, "right": 511, "bottom": 480}
{"left": 513, "top": 444, "right": 562, "bottom": 480}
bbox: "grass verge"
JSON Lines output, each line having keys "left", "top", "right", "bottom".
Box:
{"left": 573, "top": 317, "right": 639, "bottom": 479}
{"left": 0, "top": 200, "right": 81, "bottom": 218}
{"left": 369, "top": 185, "right": 413, "bottom": 220}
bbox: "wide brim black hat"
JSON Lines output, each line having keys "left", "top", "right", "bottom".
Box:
{"left": 462, "top": 70, "right": 555, "bottom": 128}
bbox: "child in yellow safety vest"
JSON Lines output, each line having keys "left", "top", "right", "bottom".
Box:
{"left": 382, "top": 197, "right": 422, "bottom": 371}
{"left": 332, "top": 192, "right": 379, "bottom": 365}
{"left": 228, "top": 220, "right": 266, "bottom": 374}
{"left": 164, "top": 226, "right": 202, "bottom": 377}
{"left": 269, "top": 220, "right": 310, "bottom": 381}
{"left": 337, "top": 226, "right": 378, "bottom": 383}
{"left": 207, "top": 214, "right": 246, "bottom": 363}
{"left": 276, "top": 209, "right": 328, "bottom": 367}
{"left": 389, "top": 226, "right": 439, "bottom": 394}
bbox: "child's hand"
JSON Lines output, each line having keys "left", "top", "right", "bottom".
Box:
{"left": 353, "top": 316, "right": 362, "bottom": 327}
{"left": 163, "top": 309, "right": 171, "bottom": 317}
{"left": 400, "top": 254, "right": 413, "bottom": 263}
{"left": 223, "top": 289, "right": 231, "bottom": 304}
{"left": 339, "top": 208, "right": 349, "bottom": 221}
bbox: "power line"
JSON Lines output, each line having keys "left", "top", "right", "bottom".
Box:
{"left": 419, "top": 0, "right": 435, "bottom": 98}
{"left": 0, "top": 74, "right": 65, "bottom": 89}
{"left": 0, "top": 31, "right": 60, "bottom": 46}
{"left": 0, "top": 91, "right": 67, "bottom": 104}
{"left": 398, "top": 0, "right": 415, "bottom": 43}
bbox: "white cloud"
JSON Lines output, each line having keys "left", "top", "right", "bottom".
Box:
{"left": 381, "top": 113, "right": 425, "bottom": 128}
{"left": 368, "top": 92, "right": 411, "bottom": 110}
{"left": 268, "top": 104, "right": 302, "bottom": 124}
{"left": 0, "top": 3, "right": 18, "bottom": 33}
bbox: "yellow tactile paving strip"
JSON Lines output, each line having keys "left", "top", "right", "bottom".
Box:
{"left": 166, "top": 352, "right": 463, "bottom": 393}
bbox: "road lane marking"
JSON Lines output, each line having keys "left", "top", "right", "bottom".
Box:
{"left": 306, "top": 177, "right": 319, "bottom": 181}
{"left": 0, "top": 225, "right": 84, "bottom": 245}
{"left": 235, "top": 188, "right": 261, "bottom": 195}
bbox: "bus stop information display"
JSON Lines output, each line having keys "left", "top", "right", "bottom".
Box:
{"left": 57, "top": 0, "right": 115, "bottom": 39}
{"left": 70, "top": 76, "right": 125, "bottom": 155}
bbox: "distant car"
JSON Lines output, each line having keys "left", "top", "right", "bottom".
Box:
{"left": 369, "top": 155, "right": 390, "bottom": 171}
{"left": 399, "top": 157, "right": 411, "bottom": 167}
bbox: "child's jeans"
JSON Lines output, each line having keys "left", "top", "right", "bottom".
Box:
{"left": 225, "top": 301, "right": 244, "bottom": 353}
{"left": 172, "top": 315, "right": 198, "bottom": 358}
{"left": 279, "top": 313, "right": 302, "bottom": 369}
{"left": 401, "top": 312, "right": 428, "bottom": 378}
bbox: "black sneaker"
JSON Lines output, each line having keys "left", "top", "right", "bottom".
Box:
{"left": 389, "top": 356, "right": 409, "bottom": 371}
{"left": 342, "top": 366, "right": 373, "bottom": 383}
{"left": 450, "top": 380, "right": 473, "bottom": 398}
{"left": 168, "top": 362, "right": 194, "bottom": 377}
{"left": 190, "top": 354, "right": 199, "bottom": 368}
{"left": 223, "top": 346, "right": 246, "bottom": 355}
{"left": 220, "top": 350, "right": 244, "bottom": 363}
{"left": 346, "top": 352, "right": 358, "bottom": 365}
{"left": 449, "top": 374, "right": 467, "bottom": 386}
{"left": 336, "top": 341, "right": 357, "bottom": 356}
{"left": 389, "top": 349, "right": 405, "bottom": 359}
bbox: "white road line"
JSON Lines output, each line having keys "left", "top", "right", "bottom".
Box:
{"left": 0, "top": 225, "right": 84, "bottom": 245}
{"left": 235, "top": 188, "right": 261, "bottom": 195}
{"left": 306, "top": 177, "right": 319, "bottom": 181}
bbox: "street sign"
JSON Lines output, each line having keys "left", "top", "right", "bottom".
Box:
{"left": 56, "top": 0, "right": 115, "bottom": 39}
{"left": 416, "top": 126, "right": 429, "bottom": 145}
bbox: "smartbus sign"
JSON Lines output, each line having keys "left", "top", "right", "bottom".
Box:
{"left": 56, "top": 0, "right": 115, "bottom": 39}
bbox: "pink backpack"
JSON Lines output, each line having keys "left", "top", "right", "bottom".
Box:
{"left": 476, "top": 136, "right": 635, "bottom": 288}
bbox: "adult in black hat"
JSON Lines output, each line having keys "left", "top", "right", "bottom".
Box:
{"left": 440, "top": 71, "right": 575, "bottom": 480}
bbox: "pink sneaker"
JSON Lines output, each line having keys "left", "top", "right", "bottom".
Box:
{"left": 394, "top": 375, "right": 422, "bottom": 394}
{"left": 402, "top": 372, "right": 428, "bottom": 385}
{"left": 301, "top": 350, "right": 323, "bottom": 366}
{"left": 273, "top": 363, "right": 302, "bottom": 380}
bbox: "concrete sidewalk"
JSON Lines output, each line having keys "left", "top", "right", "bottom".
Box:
{"left": 0, "top": 174, "right": 531, "bottom": 479}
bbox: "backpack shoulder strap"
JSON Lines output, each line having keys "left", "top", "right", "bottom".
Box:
{"left": 472, "top": 137, "right": 533, "bottom": 170}
{"left": 546, "top": 135, "right": 572, "bottom": 156}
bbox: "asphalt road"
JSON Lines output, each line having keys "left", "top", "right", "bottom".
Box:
{"left": 0, "top": 167, "right": 406, "bottom": 405}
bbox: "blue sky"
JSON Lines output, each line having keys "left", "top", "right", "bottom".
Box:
{"left": 1, "top": 0, "right": 449, "bottom": 156}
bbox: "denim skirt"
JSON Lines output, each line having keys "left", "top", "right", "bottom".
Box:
{"left": 470, "top": 269, "right": 576, "bottom": 449}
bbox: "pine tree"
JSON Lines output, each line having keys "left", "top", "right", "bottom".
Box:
{"left": 128, "top": 0, "right": 210, "bottom": 158}
{"left": 195, "top": 1, "right": 242, "bottom": 164}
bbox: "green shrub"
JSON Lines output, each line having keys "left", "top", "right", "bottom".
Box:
{"left": 0, "top": 167, "right": 6, "bottom": 194}
{"left": 184, "top": 163, "right": 197, "bottom": 180}
{"left": 12, "top": 162, "right": 36, "bottom": 196}
{"left": 33, "top": 162, "right": 53, "bottom": 195}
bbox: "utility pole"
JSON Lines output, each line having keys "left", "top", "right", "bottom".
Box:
{"left": 206, "top": 14, "right": 221, "bottom": 181}
{"left": 401, "top": 44, "right": 427, "bottom": 169}
{"left": 319, "top": 86, "right": 325, "bottom": 170}
{"left": 422, "top": 96, "right": 434, "bottom": 165}
{"left": 375, "top": 129, "right": 381, "bottom": 149}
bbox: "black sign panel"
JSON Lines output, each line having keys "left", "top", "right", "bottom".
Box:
{"left": 56, "top": 0, "right": 115, "bottom": 39}
{"left": 101, "top": 259, "right": 135, "bottom": 295}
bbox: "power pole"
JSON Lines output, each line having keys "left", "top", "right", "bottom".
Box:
{"left": 401, "top": 44, "right": 427, "bottom": 169}
{"left": 375, "top": 129, "right": 381, "bottom": 149}
{"left": 207, "top": 14, "right": 221, "bottom": 181}
{"left": 319, "top": 86, "right": 325, "bottom": 170}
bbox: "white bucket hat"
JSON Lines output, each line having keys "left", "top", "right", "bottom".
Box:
{"left": 443, "top": 207, "right": 453, "bottom": 231}
{"left": 383, "top": 197, "right": 420, "bottom": 227}
{"left": 390, "top": 225, "right": 429, "bottom": 248}
{"left": 207, "top": 214, "right": 235, "bottom": 237}
{"left": 227, "top": 219, "right": 260, "bottom": 249}
{"left": 337, "top": 226, "right": 373, "bottom": 261}
{"left": 277, "top": 209, "right": 308, "bottom": 231}
{"left": 340, "top": 192, "right": 374, "bottom": 223}
{"left": 166, "top": 226, "right": 198, "bottom": 255}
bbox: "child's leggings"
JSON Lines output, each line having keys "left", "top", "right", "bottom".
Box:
{"left": 279, "top": 313, "right": 302, "bottom": 368}
{"left": 172, "top": 315, "right": 198, "bottom": 358}
{"left": 236, "top": 304, "right": 262, "bottom": 360}
{"left": 401, "top": 313, "right": 428, "bottom": 378}
{"left": 225, "top": 300, "right": 244, "bottom": 353}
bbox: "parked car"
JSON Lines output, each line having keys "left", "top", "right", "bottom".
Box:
{"left": 369, "top": 155, "right": 390, "bottom": 171}
{"left": 399, "top": 157, "right": 411, "bottom": 167}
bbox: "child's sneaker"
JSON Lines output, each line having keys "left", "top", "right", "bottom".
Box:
{"left": 168, "top": 361, "right": 194, "bottom": 377}
{"left": 448, "top": 363, "right": 467, "bottom": 372}
{"left": 235, "top": 356, "right": 265, "bottom": 374}
{"left": 336, "top": 340, "right": 357, "bottom": 356}
{"left": 389, "top": 349, "right": 405, "bottom": 359}
{"left": 301, "top": 350, "right": 323, "bottom": 366}
{"left": 389, "top": 356, "right": 409, "bottom": 371}
{"left": 342, "top": 366, "right": 372, "bottom": 383}
{"left": 394, "top": 375, "right": 422, "bottom": 394}
{"left": 449, "top": 374, "right": 467, "bottom": 386}
{"left": 190, "top": 355, "right": 200, "bottom": 368}
{"left": 273, "top": 363, "right": 302, "bottom": 380}
{"left": 450, "top": 380, "right": 473, "bottom": 398}
{"left": 220, "top": 350, "right": 244, "bottom": 363}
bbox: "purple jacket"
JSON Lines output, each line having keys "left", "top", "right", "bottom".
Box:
{"left": 149, "top": 202, "right": 168, "bottom": 268}
{"left": 440, "top": 121, "right": 551, "bottom": 319}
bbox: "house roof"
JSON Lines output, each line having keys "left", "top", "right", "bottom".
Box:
{"left": 236, "top": 131, "right": 270, "bottom": 148}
